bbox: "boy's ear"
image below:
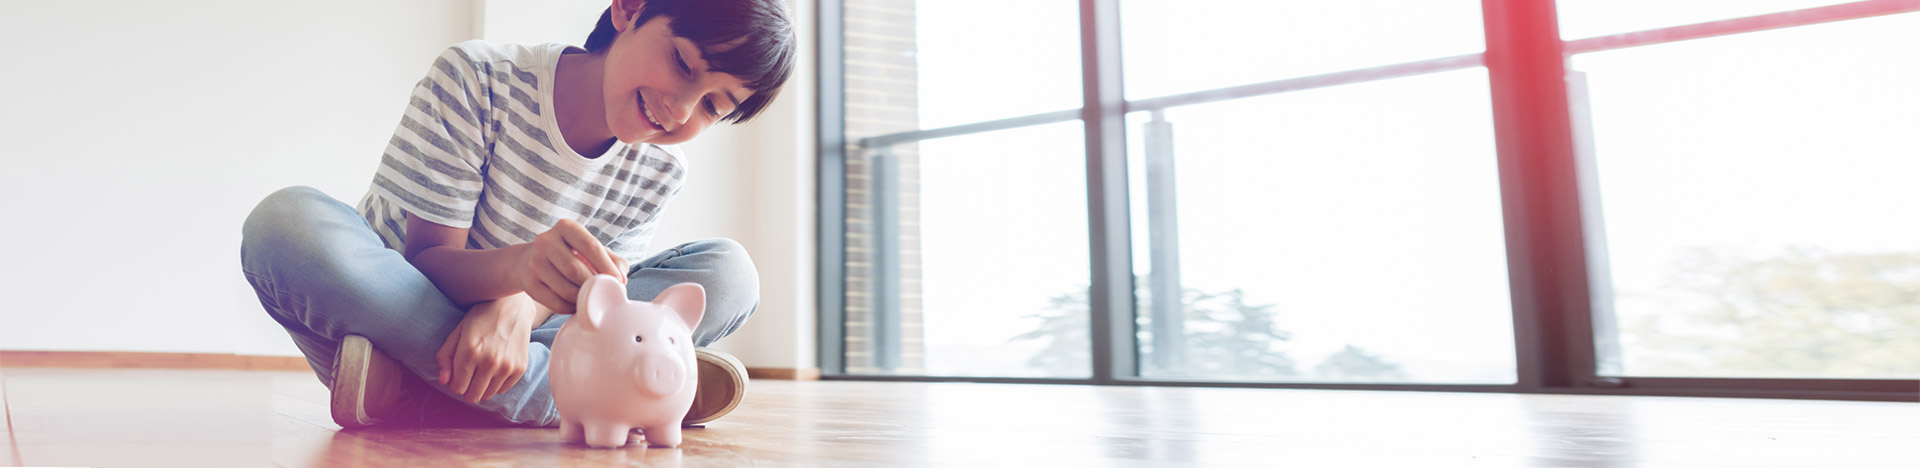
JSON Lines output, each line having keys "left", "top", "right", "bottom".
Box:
{"left": 577, "top": 274, "right": 629, "bottom": 329}
{"left": 651, "top": 282, "right": 706, "bottom": 330}
{"left": 610, "top": 0, "right": 647, "bottom": 33}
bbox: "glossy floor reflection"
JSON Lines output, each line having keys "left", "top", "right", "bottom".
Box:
{"left": 2, "top": 367, "right": 1916, "bottom": 467}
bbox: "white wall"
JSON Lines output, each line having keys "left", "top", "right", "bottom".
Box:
{"left": 0, "top": 0, "right": 819, "bottom": 371}
{"left": 1, "top": 0, "right": 475, "bottom": 356}
{"left": 474, "top": 0, "right": 608, "bottom": 47}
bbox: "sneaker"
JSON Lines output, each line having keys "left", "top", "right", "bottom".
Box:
{"left": 683, "top": 347, "right": 748, "bottom": 426}
{"left": 331, "top": 334, "right": 408, "bottom": 428}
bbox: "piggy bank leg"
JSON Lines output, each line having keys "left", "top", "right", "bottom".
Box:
{"left": 642, "top": 424, "right": 682, "bottom": 448}
{"left": 559, "top": 417, "right": 585, "bottom": 444}
{"left": 583, "top": 423, "right": 633, "bottom": 449}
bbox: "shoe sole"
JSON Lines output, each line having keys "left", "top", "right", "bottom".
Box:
{"left": 332, "top": 334, "right": 403, "bottom": 428}
{"left": 684, "top": 348, "right": 748, "bottom": 426}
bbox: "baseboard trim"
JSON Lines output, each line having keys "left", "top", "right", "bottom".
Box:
{"left": 746, "top": 367, "right": 821, "bottom": 381}
{"left": 0, "top": 351, "right": 311, "bottom": 371}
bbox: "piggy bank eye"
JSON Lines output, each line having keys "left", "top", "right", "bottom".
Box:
{"left": 633, "top": 336, "right": 644, "bottom": 343}
{"left": 669, "top": 337, "right": 676, "bottom": 345}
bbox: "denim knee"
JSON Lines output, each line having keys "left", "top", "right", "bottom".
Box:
{"left": 682, "top": 238, "right": 760, "bottom": 345}
{"left": 241, "top": 186, "right": 373, "bottom": 321}
{"left": 241, "top": 186, "right": 331, "bottom": 266}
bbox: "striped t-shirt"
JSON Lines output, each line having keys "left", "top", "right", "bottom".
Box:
{"left": 357, "top": 40, "right": 687, "bottom": 263}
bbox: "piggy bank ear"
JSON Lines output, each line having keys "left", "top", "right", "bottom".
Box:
{"left": 652, "top": 282, "right": 706, "bottom": 330}
{"left": 576, "top": 274, "right": 629, "bottom": 329}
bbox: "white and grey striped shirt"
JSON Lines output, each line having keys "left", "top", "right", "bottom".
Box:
{"left": 357, "top": 40, "right": 686, "bottom": 262}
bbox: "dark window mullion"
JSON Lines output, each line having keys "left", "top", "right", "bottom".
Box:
{"left": 1481, "top": 0, "right": 1597, "bottom": 391}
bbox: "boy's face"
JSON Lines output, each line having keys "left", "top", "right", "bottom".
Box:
{"left": 603, "top": 6, "right": 752, "bottom": 146}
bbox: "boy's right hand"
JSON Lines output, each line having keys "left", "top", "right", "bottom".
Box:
{"left": 515, "top": 219, "right": 626, "bottom": 314}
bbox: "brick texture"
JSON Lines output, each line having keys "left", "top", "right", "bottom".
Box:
{"left": 841, "top": 0, "right": 924, "bottom": 373}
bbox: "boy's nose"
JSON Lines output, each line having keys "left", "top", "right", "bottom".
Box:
{"left": 664, "top": 92, "right": 699, "bottom": 130}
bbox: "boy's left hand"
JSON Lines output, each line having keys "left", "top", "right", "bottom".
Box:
{"left": 435, "top": 294, "right": 538, "bottom": 404}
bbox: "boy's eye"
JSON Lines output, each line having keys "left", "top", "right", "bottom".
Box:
{"left": 674, "top": 49, "right": 693, "bottom": 75}
{"left": 703, "top": 98, "right": 719, "bottom": 117}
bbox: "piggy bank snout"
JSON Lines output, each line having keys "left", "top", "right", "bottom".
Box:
{"left": 633, "top": 348, "right": 688, "bottom": 398}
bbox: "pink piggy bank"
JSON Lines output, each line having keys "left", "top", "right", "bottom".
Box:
{"left": 551, "top": 274, "right": 705, "bottom": 448}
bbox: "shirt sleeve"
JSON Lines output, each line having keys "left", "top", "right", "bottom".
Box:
{"left": 367, "top": 46, "right": 492, "bottom": 229}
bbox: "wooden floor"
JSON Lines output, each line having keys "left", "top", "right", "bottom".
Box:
{"left": 2, "top": 367, "right": 1915, "bottom": 467}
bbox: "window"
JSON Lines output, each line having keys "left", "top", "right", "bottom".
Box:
{"left": 1120, "top": 0, "right": 1485, "bottom": 99}
{"left": 918, "top": 121, "right": 1091, "bottom": 378}
{"left": 1126, "top": 71, "right": 1516, "bottom": 384}
{"left": 828, "top": 0, "right": 1086, "bottom": 377}
{"left": 819, "top": 0, "right": 1920, "bottom": 400}
{"left": 1568, "top": 9, "right": 1920, "bottom": 380}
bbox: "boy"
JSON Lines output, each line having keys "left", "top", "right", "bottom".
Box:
{"left": 240, "top": 0, "right": 795, "bottom": 428}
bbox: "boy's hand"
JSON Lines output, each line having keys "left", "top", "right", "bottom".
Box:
{"left": 515, "top": 219, "right": 627, "bottom": 314}
{"left": 436, "top": 295, "right": 538, "bottom": 404}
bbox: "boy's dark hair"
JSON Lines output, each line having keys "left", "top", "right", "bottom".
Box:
{"left": 584, "top": 0, "right": 795, "bottom": 125}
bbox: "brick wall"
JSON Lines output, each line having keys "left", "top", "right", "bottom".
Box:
{"left": 841, "top": 0, "right": 924, "bottom": 374}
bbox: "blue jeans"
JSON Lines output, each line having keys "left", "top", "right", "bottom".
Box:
{"left": 240, "top": 186, "right": 759, "bottom": 427}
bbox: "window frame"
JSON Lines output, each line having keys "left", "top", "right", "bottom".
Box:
{"left": 816, "top": 0, "right": 1920, "bottom": 401}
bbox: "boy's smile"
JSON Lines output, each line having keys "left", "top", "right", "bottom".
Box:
{"left": 638, "top": 93, "right": 665, "bottom": 131}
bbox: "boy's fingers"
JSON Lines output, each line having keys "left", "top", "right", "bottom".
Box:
{"left": 502, "top": 371, "right": 523, "bottom": 398}
{"left": 556, "top": 226, "right": 620, "bottom": 277}
{"left": 534, "top": 268, "right": 578, "bottom": 309}
{"left": 465, "top": 372, "right": 488, "bottom": 403}
{"left": 485, "top": 360, "right": 508, "bottom": 399}
{"left": 485, "top": 368, "right": 513, "bottom": 401}
{"left": 581, "top": 251, "right": 627, "bottom": 285}
{"left": 461, "top": 365, "right": 484, "bottom": 402}
{"left": 548, "top": 247, "right": 593, "bottom": 285}
{"left": 608, "top": 253, "right": 629, "bottom": 284}
{"left": 450, "top": 349, "right": 475, "bottom": 394}
{"left": 435, "top": 334, "right": 457, "bottom": 385}
{"left": 534, "top": 264, "right": 578, "bottom": 300}
{"left": 468, "top": 361, "right": 500, "bottom": 403}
